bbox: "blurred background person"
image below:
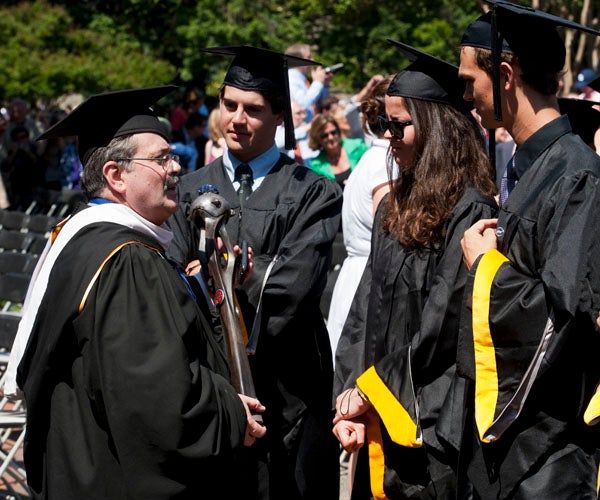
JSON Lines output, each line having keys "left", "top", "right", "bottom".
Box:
{"left": 169, "top": 86, "right": 208, "bottom": 135}
{"left": 2, "top": 98, "right": 42, "bottom": 160}
{"left": 320, "top": 95, "right": 351, "bottom": 137}
{"left": 286, "top": 43, "right": 334, "bottom": 122}
{"left": 170, "top": 112, "right": 207, "bottom": 173}
{"left": 275, "top": 99, "right": 318, "bottom": 166}
{"left": 574, "top": 67, "right": 600, "bottom": 101}
{"left": 1, "top": 125, "right": 45, "bottom": 210}
{"left": 344, "top": 75, "right": 385, "bottom": 141}
{"left": 308, "top": 114, "right": 368, "bottom": 191}
{"left": 326, "top": 75, "right": 396, "bottom": 359}
{"left": 203, "top": 108, "right": 226, "bottom": 166}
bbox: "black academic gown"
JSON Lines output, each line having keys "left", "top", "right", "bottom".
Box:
{"left": 18, "top": 219, "right": 248, "bottom": 500}
{"left": 334, "top": 187, "right": 497, "bottom": 499}
{"left": 457, "top": 116, "right": 600, "bottom": 499}
{"left": 167, "top": 155, "right": 342, "bottom": 500}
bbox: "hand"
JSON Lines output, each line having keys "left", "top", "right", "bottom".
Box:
{"left": 233, "top": 243, "right": 253, "bottom": 286}
{"left": 185, "top": 259, "right": 201, "bottom": 276}
{"left": 333, "top": 419, "right": 366, "bottom": 453}
{"left": 312, "top": 66, "right": 334, "bottom": 86}
{"left": 238, "top": 394, "right": 266, "bottom": 447}
{"left": 461, "top": 218, "right": 498, "bottom": 270}
{"left": 185, "top": 239, "right": 253, "bottom": 282}
{"left": 333, "top": 387, "right": 370, "bottom": 424}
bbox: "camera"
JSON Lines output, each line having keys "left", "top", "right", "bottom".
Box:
{"left": 323, "top": 63, "right": 344, "bottom": 74}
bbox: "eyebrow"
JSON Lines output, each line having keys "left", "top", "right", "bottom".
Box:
{"left": 223, "top": 97, "right": 266, "bottom": 111}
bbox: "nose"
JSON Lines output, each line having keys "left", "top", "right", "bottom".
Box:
{"left": 170, "top": 156, "right": 182, "bottom": 175}
{"left": 463, "top": 82, "right": 474, "bottom": 102}
{"left": 383, "top": 128, "right": 393, "bottom": 140}
{"left": 232, "top": 105, "right": 246, "bottom": 124}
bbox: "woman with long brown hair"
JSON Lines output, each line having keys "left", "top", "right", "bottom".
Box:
{"left": 332, "top": 41, "right": 497, "bottom": 499}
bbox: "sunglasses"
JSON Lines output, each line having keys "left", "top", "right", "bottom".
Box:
{"left": 378, "top": 115, "right": 413, "bottom": 139}
{"left": 320, "top": 129, "right": 340, "bottom": 140}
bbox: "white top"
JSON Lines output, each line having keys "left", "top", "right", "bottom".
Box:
{"left": 327, "top": 138, "right": 396, "bottom": 359}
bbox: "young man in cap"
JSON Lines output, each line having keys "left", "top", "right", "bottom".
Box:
{"left": 166, "top": 46, "right": 342, "bottom": 499}
{"left": 458, "top": 1, "right": 600, "bottom": 497}
{"left": 6, "top": 86, "right": 266, "bottom": 499}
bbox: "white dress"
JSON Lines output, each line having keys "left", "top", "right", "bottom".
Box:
{"left": 326, "top": 138, "right": 394, "bottom": 359}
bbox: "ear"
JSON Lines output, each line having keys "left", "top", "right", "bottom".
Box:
{"left": 276, "top": 111, "right": 285, "bottom": 127}
{"left": 103, "top": 161, "right": 127, "bottom": 194}
{"left": 499, "top": 62, "right": 514, "bottom": 90}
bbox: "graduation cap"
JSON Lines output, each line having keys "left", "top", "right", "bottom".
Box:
{"left": 558, "top": 97, "right": 600, "bottom": 146}
{"left": 201, "top": 45, "right": 320, "bottom": 150}
{"left": 37, "top": 85, "right": 177, "bottom": 164}
{"left": 461, "top": 0, "right": 600, "bottom": 121}
{"left": 386, "top": 39, "right": 471, "bottom": 113}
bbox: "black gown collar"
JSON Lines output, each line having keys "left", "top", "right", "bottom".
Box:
{"left": 513, "top": 115, "right": 571, "bottom": 180}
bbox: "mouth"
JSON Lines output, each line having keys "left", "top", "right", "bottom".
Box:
{"left": 228, "top": 128, "right": 249, "bottom": 139}
{"left": 164, "top": 176, "right": 180, "bottom": 192}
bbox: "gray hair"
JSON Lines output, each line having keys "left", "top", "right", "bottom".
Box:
{"left": 80, "top": 135, "right": 138, "bottom": 198}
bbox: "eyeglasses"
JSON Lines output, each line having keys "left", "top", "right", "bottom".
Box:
{"left": 378, "top": 115, "right": 413, "bottom": 139}
{"left": 115, "top": 153, "right": 180, "bottom": 170}
{"left": 320, "top": 129, "right": 339, "bottom": 140}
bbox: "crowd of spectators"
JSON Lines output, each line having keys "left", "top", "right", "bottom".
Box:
{"left": 0, "top": 56, "right": 383, "bottom": 215}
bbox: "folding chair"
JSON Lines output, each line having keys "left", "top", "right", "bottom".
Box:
{"left": 24, "top": 214, "right": 58, "bottom": 236}
{"left": 0, "top": 211, "right": 28, "bottom": 232}
{"left": 0, "top": 353, "right": 29, "bottom": 498}
{"left": 26, "top": 235, "right": 48, "bottom": 258}
{"left": 0, "top": 253, "right": 37, "bottom": 276}
{"left": 0, "top": 232, "right": 33, "bottom": 254}
{"left": 0, "top": 312, "right": 21, "bottom": 350}
{"left": 47, "top": 189, "right": 87, "bottom": 218}
{"left": 0, "top": 273, "right": 31, "bottom": 309}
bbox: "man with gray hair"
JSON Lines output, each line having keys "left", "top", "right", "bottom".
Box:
{"left": 6, "top": 85, "right": 265, "bottom": 499}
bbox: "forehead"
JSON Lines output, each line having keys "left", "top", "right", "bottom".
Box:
{"left": 458, "top": 46, "right": 478, "bottom": 74}
{"left": 133, "top": 132, "right": 170, "bottom": 154}
{"left": 222, "top": 85, "right": 269, "bottom": 107}
{"left": 385, "top": 94, "right": 408, "bottom": 113}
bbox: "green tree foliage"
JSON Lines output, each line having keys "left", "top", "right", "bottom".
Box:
{"left": 1, "top": 0, "right": 598, "bottom": 102}
{"left": 0, "top": 1, "right": 176, "bottom": 101}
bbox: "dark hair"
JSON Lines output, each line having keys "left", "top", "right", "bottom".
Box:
{"left": 320, "top": 95, "right": 339, "bottom": 113}
{"left": 10, "top": 126, "right": 29, "bottom": 142}
{"left": 185, "top": 112, "right": 207, "bottom": 130}
{"left": 382, "top": 98, "right": 496, "bottom": 250}
{"left": 360, "top": 75, "right": 394, "bottom": 137}
{"left": 473, "top": 47, "right": 562, "bottom": 96}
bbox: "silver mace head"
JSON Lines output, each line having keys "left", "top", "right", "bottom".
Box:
{"left": 188, "top": 190, "right": 234, "bottom": 233}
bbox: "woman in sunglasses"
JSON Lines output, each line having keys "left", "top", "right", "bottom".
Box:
{"left": 307, "top": 113, "right": 368, "bottom": 190}
{"left": 332, "top": 41, "right": 497, "bottom": 499}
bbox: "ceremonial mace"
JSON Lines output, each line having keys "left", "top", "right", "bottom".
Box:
{"left": 188, "top": 186, "right": 262, "bottom": 423}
